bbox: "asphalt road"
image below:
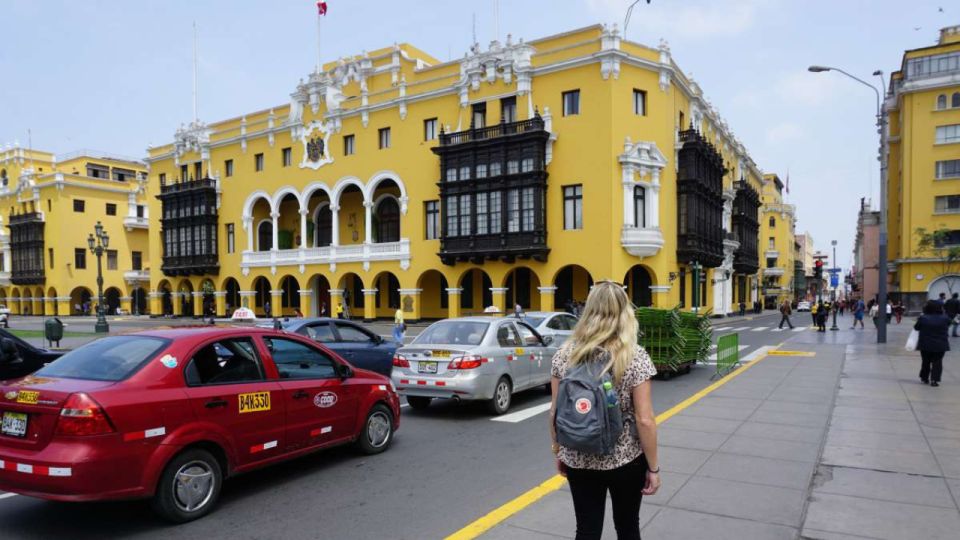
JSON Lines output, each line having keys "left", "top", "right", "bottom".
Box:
{"left": 0, "top": 311, "right": 822, "bottom": 539}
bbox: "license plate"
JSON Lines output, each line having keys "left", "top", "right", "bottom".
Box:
{"left": 418, "top": 361, "right": 438, "bottom": 374}
{"left": 431, "top": 350, "right": 451, "bottom": 358}
{"left": 1, "top": 411, "right": 27, "bottom": 438}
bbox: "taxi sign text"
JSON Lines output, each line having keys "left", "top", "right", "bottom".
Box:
{"left": 16, "top": 391, "right": 39, "bottom": 405}
{"left": 238, "top": 392, "right": 271, "bottom": 414}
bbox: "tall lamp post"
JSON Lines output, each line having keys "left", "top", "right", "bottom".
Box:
{"left": 809, "top": 65, "right": 887, "bottom": 343}
{"left": 88, "top": 221, "right": 110, "bottom": 333}
{"left": 830, "top": 240, "right": 840, "bottom": 331}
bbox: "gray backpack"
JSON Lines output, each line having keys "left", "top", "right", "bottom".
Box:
{"left": 555, "top": 356, "right": 623, "bottom": 455}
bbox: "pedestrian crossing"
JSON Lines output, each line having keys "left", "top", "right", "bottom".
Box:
{"left": 716, "top": 325, "right": 808, "bottom": 333}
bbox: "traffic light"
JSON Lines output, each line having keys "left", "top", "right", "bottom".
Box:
{"left": 814, "top": 260, "right": 824, "bottom": 280}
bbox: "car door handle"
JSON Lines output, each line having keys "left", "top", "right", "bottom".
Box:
{"left": 204, "top": 398, "right": 228, "bottom": 409}
{"left": 292, "top": 390, "right": 310, "bottom": 400}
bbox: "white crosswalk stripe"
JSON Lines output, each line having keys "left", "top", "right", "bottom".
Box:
{"left": 491, "top": 403, "right": 552, "bottom": 423}
{"left": 792, "top": 326, "right": 807, "bottom": 332}
{"left": 750, "top": 327, "right": 769, "bottom": 332}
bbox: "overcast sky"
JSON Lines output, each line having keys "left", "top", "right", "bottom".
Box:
{"left": 2, "top": 0, "right": 955, "bottom": 270}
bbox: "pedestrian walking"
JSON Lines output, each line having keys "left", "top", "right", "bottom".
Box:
{"left": 264, "top": 300, "right": 272, "bottom": 318}
{"left": 936, "top": 292, "right": 947, "bottom": 312}
{"left": 915, "top": 300, "right": 949, "bottom": 387}
{"left": 852, "top": 297, "right": 866, "bottom": 329}
{"left": 894, "top": 301, "right": 904, "bottom": 324}
{"left": 320, "top": 301, "right": 327, "bottom": 317}
{"left": 869, "top": 300, "right": 879, "bottom": 328}
{"left": 549, "top": 282, "right": 660, "bottom": 540}
{"left": 811, "top": 302, "right": 818, "bottom": 327}
{"left": 515, "top": 303, "right": 524, "bottom": 318}
{"left": 738, "top": 301, "right": 746, "bottom": 317}
{"left": 393, "top": 308, "right": 406, "bottom": 343}
{"left": 886, "top": 300, "right": 893, "bottom": 324}
{"left": 817, "top": 301, "right": 828, "bottom": 332}
{"left": 778, "top": 299, "right": 794, "bottom": 329}
{"left": 945, "top": 293, "right": 960, "bottom": 337}
{"left": 335, "top": 301, "right": 345, "bottom": 319}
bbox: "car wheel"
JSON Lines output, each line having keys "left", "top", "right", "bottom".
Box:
{"left": 488, "top": 377, "right": 512, "bottom": 415}
{"left": 406, "top": 396, "right": 432, "bottom": 410}
{"left": 356, "top": 403, "right": 394, "bottom": 455}
{"left": 151, "top": 448, "right": 223, "bottom": 523}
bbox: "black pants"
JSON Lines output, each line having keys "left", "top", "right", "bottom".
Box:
{"left": 566, "top": 454, "right": 648, "bottom": 540}
{"left": 779, "top": 314, "right": 793, "bottom": 329}
{"left": 920, "top": 351, "right": 945, "bottom": 383}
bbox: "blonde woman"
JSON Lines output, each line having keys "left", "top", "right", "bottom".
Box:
{"left": 549, "top": 281, "right": 660, "bottom": 540}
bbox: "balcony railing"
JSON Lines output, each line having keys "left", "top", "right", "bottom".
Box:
{"left": 123, "top": 269, "right": 150, "bottom": 283}
{"left": 160, "top": 177, "right": 217, "bottom": 193}
{"left": 241, "top": 239, "right": 411, "bottom": 269}
{"left": 621, "top": 227, "right": 665, "bottom": 257}
{"left": 123, "top": 216, "right": 149, "bottom": 229}
{"left": 9, "top": 212, "right": 43, "bottom": 225}
{"left": 438, "top": 116, "right": 546, "bottom": 146}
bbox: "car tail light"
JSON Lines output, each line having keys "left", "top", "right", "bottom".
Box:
{"left": 392, "top": 354, "right": 410, "bottom": 368}
{"left": 448, "top": 355, "right": 487, "bottom": 370}
{"left": 55, "top": 393, "right": 115, "bottom": 437}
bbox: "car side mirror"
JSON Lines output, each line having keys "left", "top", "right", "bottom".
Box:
{"left": 0, "top": 338, "right": 21, "bottom": 365}
{"left": 338, "top": 363, "right": 354, "bottom": 379}
{"left": 542, "top": 335, "right": 554, "bottom": 346}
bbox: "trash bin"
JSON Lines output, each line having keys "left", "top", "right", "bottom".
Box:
{"left": 45, "top": 318, "right": 64, "bottom": 348}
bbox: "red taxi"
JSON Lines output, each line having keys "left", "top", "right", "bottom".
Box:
{"left": 0, "top": 327, "right": 400, "bottom": 522}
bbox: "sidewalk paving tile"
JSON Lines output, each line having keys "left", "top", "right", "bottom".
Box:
{"left": 825, "top": 428, "right": 933, "bottom": 453}
{"left": 827, "top": 416, "right": 922, "bottom": 436}
{"left": 642, "top": 471, "right": 690, "bottom": 506}
{"left": 811, "top": 465, "right": 957, "bottom": 509}
{"left": 718, "top": 434, "right": 821, "bottom": 463}
{"left": 831, "top": 405, "right": 917, "bottom": 422}
{"left": 661, "top": 415, "right": 743, "bottom": 434}
{"left": 482, "top": 524, "right": 569, "bottom": 540}
{"left": 679, "top": 402, "right": 756, "bottom": 421}
{"left": 921, "top": 424, "right": 960, "bottom": 440}
{"left": 642, "top": 508, "right": 796, "bottom": 540}
{"left": 657, "top": 427, "right": 731, "bottom": 452}
{"left": 803, "top": 492, "right": 960, "bottom": 540}
{"left": 757, "top": 399, "right": 834, "bottom": 416}
{"left": 821, "top": 445, "right": 941, "bottom": 476}
{"left": 748, "top": 408, "right": 830, "bottom": 428}
{"left": 766, "top": 387, "right": 837, "bottom": 404}
{"left": 659, "top": 447, "right": 713, "bottom": 474}
{"left": 667, "top": 476, "right": 806, "bottom": 527}
{"left": 923, "top": 436, "right": 960, "bottom": 454}
{"left": 697, "top": 452, "right": 815, "bottom": 490}
{"left": 933, "top": 451, "right": 960, "bottom": 479}
{"left": 735, "top": 421, "right": 826, "bottom": 443}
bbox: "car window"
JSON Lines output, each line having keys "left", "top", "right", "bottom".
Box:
{"left": 562, "top": 315, "right": 578, "bottom": 330}
{"left": 516, "top": 323, "right": 542, "bottom": 346}
{"left": 36, "top": 336, "right": 168, "bottom": 382}
{"left": 497, "top": 324, "right": 521, "bottom": 347}
{"left": 185, "top": 338, "right": 264, "bottom": 386}
{"left": 299, "top": 322, "right": 336, "bottom": 342}
{"left": 413, "top": 321, "right": 489, "bottom": 346}
{"left": 546, "top": 316, "right": 566, "bottom": 330}
{"left": 523, "top": 316, "right": 546, "bottom": 328}
{"left": 335, "top": 323, "right": 374, "bottom": 343}
{"left": 263, "top": 337, "right": 337, "bottom": 379}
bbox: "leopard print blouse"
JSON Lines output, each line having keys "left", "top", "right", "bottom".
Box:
{"left": 551, "top": 342, "right": 657, "bottom": 471}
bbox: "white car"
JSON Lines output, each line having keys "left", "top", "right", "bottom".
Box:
{"left": 796, "top": 301, "right": 812, "bottom": 312}
{"left": 513, "top": 311, "right": 579, "bottom": 346}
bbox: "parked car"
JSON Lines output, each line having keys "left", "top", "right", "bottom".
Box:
{"left": 0, "top": 327, "right": 400, "bottom": 523}
{"left": 513, "top": 311, "right": 578, "bottom": 346}
{"left": 0, "top": 305, "right": 10, "bottom": 328}
{"left": 796, "top": 301, "right": 812, "bottom": 312}
{"left": 0, "top": 328, "right": 66, "bottom": 380}
{"left": 259, "top": 318, "right": 398, "bottom": 378}
{"left": 391, "top": 317, "right": 557, "bottom": 415}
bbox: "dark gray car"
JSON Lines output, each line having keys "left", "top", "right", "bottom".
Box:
{"left": 260, "top": 318, "right": 399, "bottom": 377}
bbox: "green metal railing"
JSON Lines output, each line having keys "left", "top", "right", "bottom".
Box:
{"left": 714, "top": 333, "right": 741, "bottom": 378}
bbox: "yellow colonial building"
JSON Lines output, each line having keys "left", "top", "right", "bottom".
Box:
{"left": 145, "top": 24, "right": 768, "bottom": 321}
{"left": 0, "top": 145, "right": 151, "bottom": 316}
{"left": 887, "top": 25, "right": 960, "bottom": 311}
{"left": 760, "top": 173, "right": 797, "bottom": 307}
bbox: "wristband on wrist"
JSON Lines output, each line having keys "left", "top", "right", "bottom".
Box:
{"left": 648, "top": 466, "right": 660, "bottom": 473}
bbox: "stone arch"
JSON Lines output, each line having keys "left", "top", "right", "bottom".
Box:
{"left": 252, "top": 276, "right": 272, "bottom": 315}
{"left": 69, "top": 286, "right": 93, "bottom": 315}
{"left": 271, "top": 186, "right": 302, "bottom": 214}
{"left": 242, "top": 190, "right": 273, "bottom": 220}
{"left": 927, "top": 274, "right": 960, "bottom": 300}
{"left": 301, "top": 182, "right": 334, "bottom": 207}
{"left": 373, "top": 194, "right": 400, "bottom": 243}
{"left": 371, "top": 270, "right": 400, "bottom": 318}
{"left": 279, "top": 275, "right": 301, "bottom": 314}
{"left": 417, "top": 269, "right": 450, "bottom": 319}
{"left": 624, "top": 265, "right": 655, "bottom": 307}
{"left": 338, "top": 272, "right": 365, "bottom": 317}
{"left": 309, "top": 274, "right": 332, "bottom": 317}
{"left": 130, "top": 286, "right": 147, "bottom": 315}
{"left": 332, "top": 176, "right": 367, "bottom": 208}
{"left": 503, "top": 267, "right": 542, "bottom": 310}
{"left": 104, "top": 287, "right": 123, "bottom": 315}
{"left": 256, "top": 219, "right": 273, "bottom": 251}
{"left": 273, "top": 192, "right": 300, "bottom": 250}
{"left": 366, "top": 170, "right": 408, "bottom": 212}
{"left": 553, "top": 265, "right": 595, "bottom": 310}
{"left": 45, "top": 287, "right": 58, "bottom": 315}
{"left": 177, "top": 279, "right": 195, "bottom": 316}
{"left": 21, "top": 288, "right": 33, "bottom": 316}
{"left": 458, "top": 268, "right": 493, "bottom": 314}
{"left": 222, "top": 277, "right": 241, "bottom": 315}
{"left": 34, "top": 286, "right": 45, "bottom": 315}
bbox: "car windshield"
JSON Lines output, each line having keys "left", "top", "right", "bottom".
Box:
{"left": 35, "top": 336, "right": 169, "bottom": 382}
{"left": 413, "top": 321, "right": 489, "bottom": 346}
{"left": 521, "top": 316, "right": 546, "bottom": 327}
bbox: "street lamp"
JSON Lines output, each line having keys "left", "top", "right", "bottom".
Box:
{"left": 808, "top": 64, "right": 888, "bottom": 343}
{"left": 88, "top": 221, "right": 110, "bottom": 333}
{"left": 830, "top": 240, "right": 839, "bottom": 331}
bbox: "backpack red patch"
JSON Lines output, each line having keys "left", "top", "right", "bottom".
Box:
{"left": 575, "top": 398, "right": 592, "bottom": 414}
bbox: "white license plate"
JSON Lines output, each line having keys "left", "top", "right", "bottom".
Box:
{"left": 1, "top": 411, "right": 28, "bottom": 438}
{"left": 418, "top": 361, "right": 438, "bottom": 374}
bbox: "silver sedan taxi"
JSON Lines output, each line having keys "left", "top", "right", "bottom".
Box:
{"left": 513, "top": 311, "right": 579, "bottom": 346}
{"left": 391, "top": 317, "right": 557, "bottom": 414}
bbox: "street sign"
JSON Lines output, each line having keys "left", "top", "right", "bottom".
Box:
{"left": 830, "top": 274, "right": 839, "bottom": 287}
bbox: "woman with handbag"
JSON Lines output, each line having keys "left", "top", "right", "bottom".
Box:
{"left": 915, "top": 300, "right": 950, "bottom": 387}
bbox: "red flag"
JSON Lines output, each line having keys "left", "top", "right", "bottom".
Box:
{"left": 316, "top": 1, "right": 327, "bottom": 15}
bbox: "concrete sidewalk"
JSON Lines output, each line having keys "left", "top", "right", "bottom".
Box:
{"left": 478, "top": 323, "right": 960, "bottom": 539}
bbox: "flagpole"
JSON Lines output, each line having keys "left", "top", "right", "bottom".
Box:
{"left": 494, "top": 0, "right": 500, "bottom": 42}
{"left": 316, "top": 9, "right": 322, "bottom": 73}
{"left": 193, "top": 22, "right": 199, "bottom": 123}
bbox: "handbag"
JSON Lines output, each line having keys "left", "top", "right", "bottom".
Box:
{"left": 905, "top": 329, "right": 919, "bottom": 351}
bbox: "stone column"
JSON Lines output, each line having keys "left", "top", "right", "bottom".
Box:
{"left": 361, "top": 288, "right": 378, "bottom": 321}
{"left": 171, "top": 293, "right": 183, "bottom": 316}
{"left": 34, "top": 297, "right": 45, "bottom": 316}
{"left": 57, "top": 296, "right": 72, "bottom": 317}
{"left": 214, "top": 291, "right": 227, "bottom": 317}
{"left": 298, "top": 289, "right": 314, "bottom": 317}
{"left": 121, "top": 296, "right": 134, "bottom": 315}
{"left": 270, "top": 212, "right": 279, "bottom": 251}
{"left": 299, "top": 208, "right": 309, "bottom": 249}
{"left": 329, "top": 288, "right": 344, "bottom": 317}
{"left": 330, "top": 205, "right": 340, "bottom": 246}
{"left": 398, "top": 288, "right": 421, "bottom": 322}
{"left": 238, "top": 290, "right": 256, "bottom": 310}
{"left": 44, "top": 297, "right": 55, "bottom": 316}
{"left": 270, "top": 289, "right": 283, "bottom": 317}
{"left": 244, "top": 217, "right": 254, "bottom": 252}
{"left": 490, "top": 287, "right": 508, "bottom": 314}
{"left": 445, "top": 288, "right": 462, "bottom": 319}
{"left": 192, "top": 291, "right": 205, "bottom": 317}
{"left": 363, "top": 201, "right": 374, "bottom": 244}
{"left": 149, "top": 292, "right": 162, "bottom": 316}
{"left": 649, "top": 285, "right": 671, "bottom": 309}
{"left": 538, "top": 286, "right": 557, "bottom": 313}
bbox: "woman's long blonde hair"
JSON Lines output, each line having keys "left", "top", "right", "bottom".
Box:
{"left": 568, "top": 281, "right": 638, "bottom": 384}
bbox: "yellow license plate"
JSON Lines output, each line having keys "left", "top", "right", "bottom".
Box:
{"left": 16, "top": 391, "right": 39, "bottom": 405}
{"left": 431, "top": 350, "right": 451, "bottom": 358}
{"left": 238, "top": 392, "right": 271, "bottom": 414}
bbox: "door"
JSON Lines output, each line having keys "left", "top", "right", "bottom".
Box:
{"left": 331, "top": 322, "right": 386, "bottom": 374}
{"left": 516, "top": 322, "right": 550, "bottom": 387}
{"left": 262, "top": 336, "right": 360, "bottom": 451}
{"left": 495, "top": 322, "right": 529, "bottom": 389}
{"left": 296, "top": 321, "right": 337, "bottom": 344}
{"left": 182, "top": 337, "right": 285, "bottom": 467}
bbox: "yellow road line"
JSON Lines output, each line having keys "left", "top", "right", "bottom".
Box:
{"left": 444, "top": 348, "right": 777, "bottom": 540}
{"left": 767, "top": 351, "right": 816, "bottom": 357}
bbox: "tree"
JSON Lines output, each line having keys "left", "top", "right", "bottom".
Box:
{"left": 915, "top": 227, "right": 960, "bottom": 294}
